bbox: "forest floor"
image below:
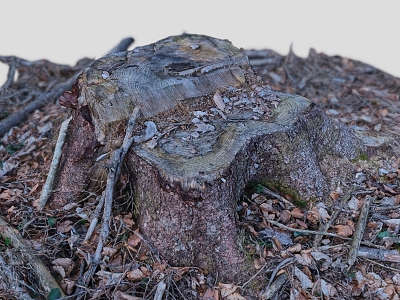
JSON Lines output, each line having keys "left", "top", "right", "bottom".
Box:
{"left": 0, "top": 45, "right": 399, "bottom": 300}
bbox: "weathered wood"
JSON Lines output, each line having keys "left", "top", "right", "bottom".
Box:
{"left": 0, "top": 37, "right": 134, "bottom": 137}
{"left": 51, "top": 34, "right": 364, "bottom": 282}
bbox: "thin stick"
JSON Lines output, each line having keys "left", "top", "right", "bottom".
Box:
{"left": 260, "top": 185, "right": 295, "bottom": 208}
{"left": 267, "top": 218, "right": 385, "bottom": 249}
{"left": 0, "top": 37, "right": 134, "bottom": 137}
{"left": 79, "top": 107, "right": 140, "bottom": 291}
{"left": 84, "top": 194, "right": 105, "bottom": 241}
{"left": 37, "top": 116, "right": 72, "bottom": 210}
{"left": 360, "top": 257, "right": 400, "bottom": 273}
{"left": 267, "top": 219, "right": 350, "bottom": 240}
{"left": 241, "top": 263, "right": 268, "bottom": 289}
{"left": 313, "top": 186, "right": 355, "bottom": 247}
{"left": 0, "top": 216, "right": 65, "bottom": 298}
{"left": 266, "top": 258, "right": 294, "bottom": 291}
{"left": 347, "top": 195, "right": 372, "bottom": 271}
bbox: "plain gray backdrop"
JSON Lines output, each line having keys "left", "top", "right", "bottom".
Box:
{"left": 1, "top": 0, "right": 399, "bottom": 82}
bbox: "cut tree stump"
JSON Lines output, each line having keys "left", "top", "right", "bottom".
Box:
{"left": 50, "top": 34, "right": 364, "bottom": 282}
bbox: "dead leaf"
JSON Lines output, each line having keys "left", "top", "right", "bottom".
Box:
{"left": 213, "top": 92, "right": 226, "bottom": 112}
{"left": 286, "top": 243, "right": 302, "bottom": 253}
{"left": 57, "top": 220, "right": 73, "bottom": 233}
{"left": 126, "top": 269, "right": 144, "bottom": 282}
{"left": 279, "top": 210, "right": 292, "bottom": 223}
{"left": 139, "top": 266, "right": 152, "bottom": 277}
{"left": 290, "top": 208, "right": 304, "bottom": 219}
{"left": 225, "top": 292, "right": 246, "bottom": 300}
{"left": 346, "top": 220, "right": 355, "bottom": 231}
{"left": 330, "top": 190, "right": 340, "bottom": 201}
{"left": 253, "top": 256, "right": 265, "bottom": 269}
{"left": 102, "top": 246, "right": 118, "bottom": 256}
{"left": 60, "top": 279, "right": 75, "bottom": 295}
{"left": 127, "top": 229, "right": 141, "bottom": 247}
{"left": 218, "top": 283, "right": 237, "bottom": 298}
{"left": 203, "top": 287, "right": 219, "bottom": 300}
{"left": 52, "top": 265, "right": 66, "bottom": 279}
{"left": 383, "top": 184, "right": 396, "bottom": 194}
{"left": 113, "top": 291, "right": 143, "bottom": 300}
{"left": 294, "top": 266, "right": 313, "bottom": 289}
{"left": 295, "top": 219, "right": 308, "bottom": 229}
{"left": 320, "top": 279, "right": 337, "bottom": 298}
{"left": 123, "top": 213, "right": 135, "bottom": 228}
{"left": 7, "top": 206, "right": 15, "bottom": 214}
{"left": 52, "top": 258, "right": 73, "bottom": 269}
{"left": 333, "top": 224, "right": 353, "bottom": 237}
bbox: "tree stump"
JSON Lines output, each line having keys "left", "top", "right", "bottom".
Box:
{"left": 51, "top": 34, "right": 364, "bottom": 282}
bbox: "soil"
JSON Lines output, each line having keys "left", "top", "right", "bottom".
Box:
{"left": 0, "top": 46, "right": 399, "bottom": 299}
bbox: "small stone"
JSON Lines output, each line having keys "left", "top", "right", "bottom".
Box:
{"left": 101, "top": 71, "right": 110, "bottom": 79}
{"left": 191, "top": 131, "right": 200, "bottom": 138}
{"left": 192, "top": 118, "right": 200, "bottom": 123}
{"left": 190, "top": 44, "right": 200, "bottom": 50}
{"left": 193, "top": 111, "right": 208, "bottom": 117}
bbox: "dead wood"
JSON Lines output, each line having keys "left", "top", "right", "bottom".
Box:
{"left": 357, "top": 246, "right": 400, "bottom": 262}
{"left": 0, "top": 37, "right": 134, "bottom": 137}
{"left": 77, "top": 107, "right": 141, "bottom": 295}
{"left": 347, "top": 194, "right": 372, "bottom": 270}
{"left": 37, "top": 116, "right": 72, "bottom": 210}
{"left": 0, "top": 215, "right": 64, "bottom": 298}
{"left": 49, "top": 34, "right": 365, "bottom": 283}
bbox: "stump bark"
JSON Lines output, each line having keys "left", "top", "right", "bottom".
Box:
{"left": 51, "top": 34, "right": 364, "bottom": 282}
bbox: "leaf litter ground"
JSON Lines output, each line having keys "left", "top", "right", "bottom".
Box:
{"left": 0, "top": 48, "right": 399, "bottom": 299}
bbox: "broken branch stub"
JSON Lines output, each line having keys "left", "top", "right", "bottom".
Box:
{"left": 52, "top": 34, "right": 363, "bottom": 281}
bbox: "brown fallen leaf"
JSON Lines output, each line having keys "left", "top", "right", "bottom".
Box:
{"left": 57, "top": 220, "right": 73, "bottom": 233}
{"left": 332, "top": 224, "right": 353, "bottom": 237}
{"left": 286, "top": 243, "right": 302, "bottom": 254}
{"left": 330, "top": 190, "right": 341, "bottom": 201}
{"left": 202, "top": 287, "right": 219, "bottom": 300}
{"left": 218, "top": 283, "right": 237, "bottom": 298}
{"left": 122, "top": 213, "right": 135, "bottom": 228}
{"left": 290, "top": 208, "right": 304, "bottom": 219}
{"left": 126, "top": 269, "right": 144, "bottom": 282}
{"left": 127, "top": 229, "right": 141, "bottom": 247}
{"left": 114, "top": 291, "right": 143, "bottom": 300}
{"left": 225, "top": 292, "right": 246, "bottom": 300}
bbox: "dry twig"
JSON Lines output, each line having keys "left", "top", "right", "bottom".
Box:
{"left": 0, "top": 216, "right": 64, "bottom": 298}
{"left": 347, "top": 195, "right": 372, "bottom": 271}
{"left": 0, "top": 37, "right": 134, "bottom": 137}
{"left": 76, "top": 107, "right": 141, "bottom": 297}
{"left": 37, "top": 116, "right": 72, "bottom": 210}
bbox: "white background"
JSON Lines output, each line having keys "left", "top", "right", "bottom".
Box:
{"left": 1, "top": 0, "right": 399, "bottom": 84}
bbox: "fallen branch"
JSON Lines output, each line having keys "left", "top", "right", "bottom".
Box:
{"left": 346, "top": 195, "right": 372, "bottom": 271}
{"left": 0, "top": 215, "right": 64, "bottom": 298}
{"left": 264, "top": 258, "right": 294, "bottom": 292}
{"left": 266, "top": 218, "right": 385, "bottom": 249}
{"left": 76, "top": 107, "right": 141, "bottom": 298}
{"left": 37, "top": 116, "right": 72, "bottom": 210}
{"left": 357, "top": 246, "right": 400, "bottom": 263}
{"left": 0, "top": 37, "right": 134, "bottom": 137}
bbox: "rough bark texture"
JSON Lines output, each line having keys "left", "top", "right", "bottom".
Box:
{"left": 50, "top": 34, "right": 364, "bottom": 281}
